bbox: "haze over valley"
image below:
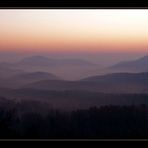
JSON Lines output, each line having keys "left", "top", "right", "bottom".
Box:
{"left": 0, "top": 54, "right": 148, "bottom": 109}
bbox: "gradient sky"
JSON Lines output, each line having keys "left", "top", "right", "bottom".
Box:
{"left": 1, "top": 9, "right": 148, "bottom": 54}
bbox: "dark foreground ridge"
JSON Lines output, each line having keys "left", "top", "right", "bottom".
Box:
{"left": 0, "top": 97, "right": 148, "bottom": 139}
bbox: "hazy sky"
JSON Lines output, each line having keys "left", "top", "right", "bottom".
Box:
{"left": 0, "top": 9, "right": 148, "bottom": 65}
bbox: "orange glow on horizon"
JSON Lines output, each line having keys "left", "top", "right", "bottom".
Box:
{"left": 0, "top": 9, "right": 148, "bottom": 53}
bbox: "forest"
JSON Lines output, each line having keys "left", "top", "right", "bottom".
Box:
{"left": 0, "top": 96, "right": 148, "bottom": 139}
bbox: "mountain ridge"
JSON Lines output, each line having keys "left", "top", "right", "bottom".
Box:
{"left": 20, "top": 72, "right": 148, "bottom": 94}
{"left": 109, "top": 55, "right": 148, "bottom": 72}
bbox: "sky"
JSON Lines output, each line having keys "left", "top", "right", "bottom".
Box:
{"left": 0, "top": 9, "right": 148, "bottom": 65}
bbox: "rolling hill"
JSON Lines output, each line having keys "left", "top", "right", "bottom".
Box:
{"left": 21, "top": 72, "right": 148, "bottom": 94}
{"left": 108, "top": 55, "right": 148, "bottom": 72}
{"left": 0, "top": 55, "right": 98, "bottom": 80}
{"left": 0, "top": 71, "right": 60, "bottom": 89}
{"left": 16, "top": 55, "right": 96, "bottom": 67}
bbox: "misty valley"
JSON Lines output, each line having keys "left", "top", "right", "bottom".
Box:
{"left": 0, "top": 55, "right": 148, "bottom": 138}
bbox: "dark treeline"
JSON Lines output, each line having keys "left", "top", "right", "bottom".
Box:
{"left": 0, "top": 97, "right": 148, "bottom": 139}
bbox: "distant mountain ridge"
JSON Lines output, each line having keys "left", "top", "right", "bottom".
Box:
{"left": 10, "top": 71, "right": 59, "bottom": 80}
{"left": 0, "top": 71, "right": 60, "bottom": 89}
{"left": 81, "top": 72, "right": 148, "bottom": 82}
{"left": 0, "top": 55, "right": 98, "bottom": 80}
{"left": 21, "top": 72, "right": 148, "bottom": 94}
{"left": 109, "top": 55, "right": 148, "bottom": 72}
{"left": 17, "top": 55, "right": 96, "bottom": 67}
